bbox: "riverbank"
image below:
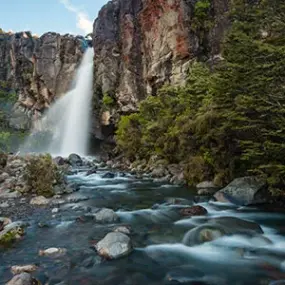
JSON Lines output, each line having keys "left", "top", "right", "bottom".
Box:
{"left": 1, "top": 154, "right": 285, "bottom": 284}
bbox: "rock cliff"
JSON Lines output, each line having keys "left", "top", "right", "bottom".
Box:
{"left": 93, "top": 0, "right": 230, "bottom": 134}
{"left": 0, "top": 31, "right": 86, "bottom": 130}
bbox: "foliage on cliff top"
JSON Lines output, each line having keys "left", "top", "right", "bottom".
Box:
{"left": 116, "top": 0, "right": 285, "bottom": 194}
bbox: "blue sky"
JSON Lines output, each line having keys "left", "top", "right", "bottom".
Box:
{"left": 0, "top": 0, "right": 109, "bottom": 36}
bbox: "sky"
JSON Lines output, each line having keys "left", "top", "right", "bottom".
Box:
{"left": 0, "top": 0, "right": 109, "bottom": 36}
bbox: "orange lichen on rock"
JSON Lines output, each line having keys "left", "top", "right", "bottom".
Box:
{"left": 121, "top": 15, "right": 135, "bottom": 64}
{"left": 176, "top": 34, "right": 190, "bottom": 58}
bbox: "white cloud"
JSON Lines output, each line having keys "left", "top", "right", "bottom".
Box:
{"left": 60, "top": 0, "right": 93, "bottom": 34}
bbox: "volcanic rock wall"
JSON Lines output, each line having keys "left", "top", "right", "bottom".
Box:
{"left": 92, "top": 0, "right": 230, "bottom": 134}
{"left": 0, "top": 31, "right": 85, "bottom": 130}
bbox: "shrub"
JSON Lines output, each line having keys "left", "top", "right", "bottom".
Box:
{"left": 102, "top": 92, "right": 115, "bottom": 108}
{"left": 0, "top": 132, "right": 11, "bottom": 152}
{"left": 24, "top": 154, "right": 61, "bottom": 197}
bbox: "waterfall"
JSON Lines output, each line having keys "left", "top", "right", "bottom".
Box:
{"left": 20, "top": 48, "right": 94, "bottom": 156}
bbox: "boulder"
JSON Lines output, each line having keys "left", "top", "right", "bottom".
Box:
{"left": 114, "top": 226, "right": 131, "bottom": 235}
{"left": 153, "top": 175, "right": 171, "bottom": 183}
{"left": 214, "top": 176, "right": 267, "bottom": 206}
{"left": 68, "top": 153, "right": 83, "bottom": 166}
{"left": 151, "top": 166, "right": 168, "bottom": 178}
{"left": 98, "top": 162, "right": 106, "bottom": 168}
{"left": 179, "top": 205, "right": 208, "bottom": 217}
{"left": 165, "top": 265, "right": 204, "bottom": 284}
{"left": 11, "top": 265, "right": 38, "bottom": 275}
{"left": 30, "top": 196, "right": 50, "bottom": 206}
{"left": 6, "top": 273, "right": 33, "bottom": 285}
{"left": 93, "top": 208, "right": 119, "bottom": 223}
{"left": 0, "top": 190, "right": 21, "bottom": 198}
{"left": 39, "top": 247, "right": 66, "bottom": 257}
{"left": 95, "top": 232, "right": 132, "bottom": 259}
{"left": 196, "top": 181, "right": 219, "bottom": 195}
{"left": 67, "top": 182, "right": 80, "bottom": 192}
{"left": 164, "top": 197, "right": 192, "bottom": 206}
{"left": 0, "top": 217, "right": 12, "bottom": 230}
{"left": 106, "top": 160, "right": 113, "bottom": 167}
{"left": 0, "top": 222, "right": 25, "bottom": 245}
{"left": 53, "top": 156, "right": 66, "bottom": 166}
{"left": 210, "top": 216, "right": 263, "bottom": 234}
{"left": 182, "top": 216, "right": 263, "bottom": 246}
{"left": 53, "top": 185, "right": 73, "bottom": 195}
{"left": 86, "top": 168, "right": 97, "bottom": 176}
{"left": 66, "top": 193, "right": 89, "bottom": 203}
{"left": 0, "top": 172, "right": 9, "bottom": 183}
{"left": 102, "top": 172, "right": 115, "bottom": 179}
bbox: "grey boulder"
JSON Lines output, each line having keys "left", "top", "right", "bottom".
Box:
{"left": 6, "top": 273, "right": 33, "bottom": 285}
{"left": 196, "top": 181, "right": 219, "bottom": 195}
{"left": 93, "top": 208, "right": 119, "bottom": 223}
{"left": 183, "top": 216, "right": 263, "bottom": 246}
{"left": 68, "top": 153, "right": 83, "bottom": 166}
{"left": 95, "top": 232, "right": 132, "bottom": 259}
{"left": 214, "top": 176, "right": 267, "bottom": 206}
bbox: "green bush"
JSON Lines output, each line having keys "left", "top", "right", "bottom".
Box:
{"left": 102, "top": 92, "right": 115, "bottom": 108}
{"left": 0, "top": 132, "right": 11, "bottom": 152}
{"left": 24, "top": 154, "right": 60, "bottom": 197}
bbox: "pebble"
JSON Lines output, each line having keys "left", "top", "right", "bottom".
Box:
{"left": 39, "top": 247, "right": 67, "bottom": 257}
{"left": 0, "top": 201, "right": 10, "bottom": 208}
{"left": 30, "top": 196, "right": 50, "bottom": 206}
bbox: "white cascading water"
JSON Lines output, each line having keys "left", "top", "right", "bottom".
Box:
{"left": 20, "top": 48, "right": 94, "bottom": 156}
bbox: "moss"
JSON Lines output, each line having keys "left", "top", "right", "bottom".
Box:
{"left": 0, "top": 227, "right": 24, "bottom": 246}
{"left": 0, "top": 231, "right": 16, "bottom": 245}
{"left": 24, "top": 154, "right": 61, "bottom": 197}
{"left": 102, "top": 93, "right": 115, "bottom": 107}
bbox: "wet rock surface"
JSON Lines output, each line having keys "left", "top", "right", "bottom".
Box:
{"left": 95, "top": 232, "right": 132, "bottom": 259}
{"left": 214, "top": 176, "right": 267, "bottom": 206}
{"left": 6, "top": 273, "right": 33, "bottom": 285}
{"left": 0, "top": 158, "right": 285, "bottom": 285}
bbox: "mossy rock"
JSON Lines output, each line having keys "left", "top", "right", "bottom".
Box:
{"left": 0, "top": 222, "right": 25, "bottom": 246}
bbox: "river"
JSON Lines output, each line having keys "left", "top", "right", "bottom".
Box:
{"left": 1, "top": 160, "right": 285, "bottom": 284}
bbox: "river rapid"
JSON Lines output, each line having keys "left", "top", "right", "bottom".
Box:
{"left": 1, "top": 159, "right": 285, "bottom": 285}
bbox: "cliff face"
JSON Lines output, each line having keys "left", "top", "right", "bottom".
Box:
{"left": 93, "top": 0, "right": 230, "bottom": 133}
{"left": 0, "top": 31, "right": 85, "bottom": 130}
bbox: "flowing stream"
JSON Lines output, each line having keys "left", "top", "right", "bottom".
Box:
{"left": 1, "top": 161, "right": 285, "bottom": 285}
{"left": 20, "top": 48, "right": 94, "bottom": 156}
